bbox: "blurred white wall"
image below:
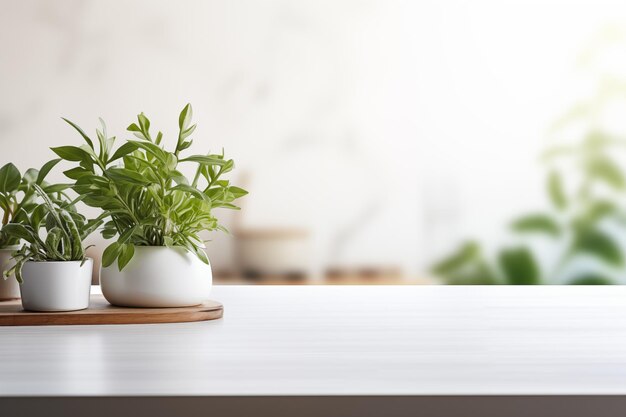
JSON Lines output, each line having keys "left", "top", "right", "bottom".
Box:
{"left": 2, "top": 0, "right": 626, "bottom": 276}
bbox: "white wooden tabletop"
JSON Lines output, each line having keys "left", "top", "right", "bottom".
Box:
{"left": 0, "top": 286, "right": 626, "bottom": 417}
{"left": 2, "top": 285, "right": 626, "bottom": 416}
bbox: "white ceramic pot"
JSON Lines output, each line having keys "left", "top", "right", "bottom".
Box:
{"left": 100, "top": 246, "right": 212, "bottom": 307}
{"left": 0, "top": 247, "right": 20, "bottom": 300}
{"left": 20, "top": 259, "right": 93, "bottom": 312}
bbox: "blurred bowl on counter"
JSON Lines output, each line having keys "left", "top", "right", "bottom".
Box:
{"left": 234, "top": 228, "right": 311, "bottom": 280}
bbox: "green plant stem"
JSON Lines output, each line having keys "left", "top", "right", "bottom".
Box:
{"left": 191, "top": 166, "right": 202, "bottom": 188}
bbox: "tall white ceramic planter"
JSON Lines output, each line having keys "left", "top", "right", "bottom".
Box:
{"left": 100, "top": 246, "right": 212, "bottom": 308}
{"left": 20, "top": 259, "right": 93, "bottom": 312}
{"left": 0, "top": 246, "right": 20, "bottom": 301}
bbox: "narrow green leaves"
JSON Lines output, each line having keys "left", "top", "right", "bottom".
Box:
{"left": 1, "top": 223, "right": 35, "bottom": 242}
{"left": 179, "top": 155, "right": 228, "bottom": 166}
{"left": 127, "top": 112, "right": 152, "bottom": 141}
{"left": 171, "top": 184, "right": 210, "bottom": 201}
{"left": 56, "top": 104, "right": 247, "bottom": 270}
{"left": 61, "top": 117, "right": 94, "bottom": 148}
{"left": 108, "top": 142, "right": 138, "bottom": 163}
{"left": 106, "top": 167, "right": 151, "bottom": 185}
{"left": 127, "top": 140, "right": 168, "bottom": 163}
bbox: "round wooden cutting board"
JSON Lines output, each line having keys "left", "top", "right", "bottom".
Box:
{"left": 0, "top": 295, "right": 223, "bottom": 326}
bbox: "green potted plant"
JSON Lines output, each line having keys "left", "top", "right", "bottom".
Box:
{"left": 57, "top": 104, "right": 247, "bottom": 307}
{"left": 3, "top": 184, "right": 101, "bottom": 311}
{"left": 0, "top": 160, "right": 61, "bottom": 300}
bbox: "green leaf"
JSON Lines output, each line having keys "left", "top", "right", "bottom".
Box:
{"left": 547, "top": 170, "right": 567, "bottom": 210}
{"left": 127, "top": 140, "right": 167, "bottom": 163}
{"left": 61, "top": 118, "right": 94, "bottom": 149}
{"left": 106, "top": 168, "right": 151, "bottom": 185}
{"left": 178, "top": 140, "right": 192, "bottom": 151}
{"left": 180, "top": 124, "right": 196, "bottom": 140}
{"left": 102, "top": 242, "right": 121, "bottom": 267}
{"left": 432, "top": 241, "right": 480, "bottom": 275}
{"left": 101, "top": 221, "right": 118, "bottom": 239}
{"left": 572, "top": 228, "right": 623, "bottom": 266}
{"left": 498, "top": 246, "right": 541, "bottom": 285}
{"left": 227, "top": 186, "right": 248, "bottom": 198}
{"left": 43, "top": 183, "right": 72, "bottom": 194}
{"left": 108, "top": 142, "right": 138, "bottom": 163}
{"left": 178, "top": 103, "right": 193, "bottom": 130}
{"left": 51, "top": 146, "right": 92, "bottom": 162}
{"left": 44, "top": 227, "right": 64, "bottom": 259}
{"left": 574, "top": 200, "right": 617, "bottom": 228}
{"left": 36, "top": 159, "right": 61, "bottom": 185}
{"left": 568, "top": 274, "right": 614, "bottom": 285}
{"left": 0, "top": 163, "right": 21, "bottom": 194}
{"left": 80, "top": 218, "right": 103, "bottom": 240}
{"left": 22, "top": 168, "right": 38, "bottom": 185}
{"left": 117, "top": 225, "right": 138, "bottom": 245}
{"left": 117, "top": 243, "right": 135, "bottom": 271}
{"left": 30, "top": 204, "right": 49, "bottom": 229}
{"left": 1, "top": 224, "right": 36, "bottom": 243}
{"left": 179, "top": 155, "right": 228, "bottom": 166}
{"left": 511, "top": 214, "right": 560, "bottom": 237}
{"left": 137, "top": 113, "right": 150, "bottom": 135}
{"left": 586, "top": 155, "right": 625, "bottom": 189}
{"left": 171, "top": 170, "right": 189, "bottom": 185}
{"left": 171, "top": 184, "right": 209, "bottom": 201}
{"left": 63, "top": 167, "right": 91, "bottom": 180}
{"left": 165, "top": 153, "right": 178, "bottom": 171}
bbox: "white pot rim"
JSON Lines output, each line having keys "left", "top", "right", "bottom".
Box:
{"left": 25, "top": 257, "right": 93, "bottom": 264}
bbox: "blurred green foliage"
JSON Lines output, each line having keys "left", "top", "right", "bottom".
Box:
{"left": 434, "top": 30, "right": 626, "bottom": 284}
{"left": 433, "top": 102, "right": 626, "bottom": 285}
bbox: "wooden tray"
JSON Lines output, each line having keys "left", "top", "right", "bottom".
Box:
{"left": 0, "top": 295, "right": 223, "bottom": 326}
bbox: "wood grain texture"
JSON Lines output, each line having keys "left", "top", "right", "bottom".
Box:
{"left": 0, "top": 295, "right": 223, "bottom": 326}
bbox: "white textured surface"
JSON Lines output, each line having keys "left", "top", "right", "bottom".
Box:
{"left": 2, "top": 285, "right": 626, "bottom": 396}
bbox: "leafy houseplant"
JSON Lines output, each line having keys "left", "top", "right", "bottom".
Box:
{"left": 3, "top": 184, "right": 100, "bottom": 281}
{"left": 57, "top": 104, "right": 247, "bottom": 307}
{"left": 2, "top": 184, "right": 99, "bottom": 311}
{"left": 432, "top": 131, "right": 626, "bottom": 284}
{"left": 431, "top": 33, "right": 626, "bottom": 286}
{"left": 0, "top": 160, "right": 62, "bottom": 300}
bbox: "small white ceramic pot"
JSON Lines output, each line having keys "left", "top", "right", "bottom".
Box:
{"left": 0, "top": 246, "right": 21, "bottom": 301}
{"left": 100, "top": 246, "right": 212, "bottom": 308}
{"left": 20, "top": 259, "right": 93, "bottom": 312}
